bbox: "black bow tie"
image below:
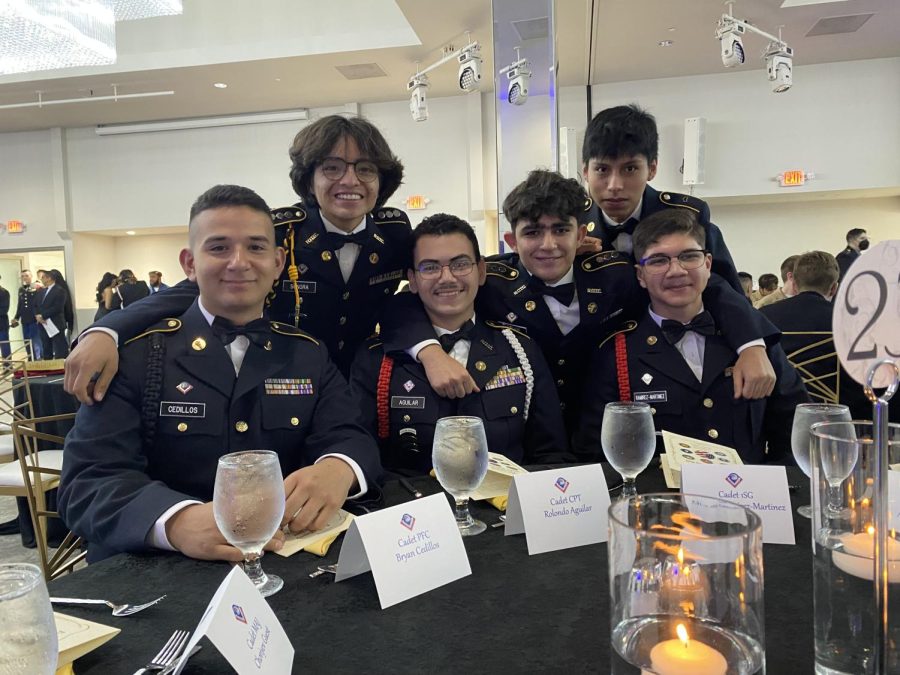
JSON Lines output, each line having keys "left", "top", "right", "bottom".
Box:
{"left": 321, "top": 230, "right": 368, "bottom": 251}
{"left": 607, "top": 217, "right": 639, "bottom": 234}
{"left": 660, "top": 311, "right": 717, "bottom": 345}
{"left": 211, "top": 317, "right": 271, "bottom": 348}
{"left": 528, "top": 278, "right": 576, "bottom": 306}
{"left": 438, "top": 320, "right": 475, "bottom": 352}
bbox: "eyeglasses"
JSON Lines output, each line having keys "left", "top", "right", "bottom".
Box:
{"left": 415, "top": 258, "right": 476, "bottom": 280}
{"left": 638, "top": 249, "right": 708, "bottom": 274}
{"left": 318, "top": 157, "right": 379, "bottom": 183}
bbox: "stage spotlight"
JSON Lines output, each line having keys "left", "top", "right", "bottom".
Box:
{"left": 504, "top": 58, "right": 531, "bottom": 106}
{"left": 457, "top": 42, "right": 482, "bottom": 93}
{"left": 715, "top": 18, "right": 745, "bottom": 67}
{"left": 765, "top": 43, "right": 793, "bottom": 93}
{"left": 407, "top": 74, "right": 429, "bottom": 122}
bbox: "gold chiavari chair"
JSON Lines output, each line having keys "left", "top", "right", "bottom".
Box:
{"left": 782, "top": 331, "right": 840, "bottom": 405}
{"left": 0, "top": 352, "right": 35, "bottom": 463}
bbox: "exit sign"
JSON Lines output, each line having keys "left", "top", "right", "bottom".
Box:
{"left": 6, "top": 220, "right": 24, "bottom": 233}
{"left": 779, "top": 170, "right": 806, "bottom": 187}
{"left": 406, "top": 195, "right": 429, "bottom": 210}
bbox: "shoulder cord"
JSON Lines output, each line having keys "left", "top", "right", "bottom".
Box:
{"left": 501, "top": 328, "right": 533, "bottom": 421}
{"left": 140, "top": 332, "right": 166, "bottom": 453}
{"left": 614, "top": 333, "right": 631, "bottom": 402}
{"left": 376, "top": 354, "right": 394, "bottom": 439}
{"left": 286, "top": 225, "right": 301, "bottom": 327}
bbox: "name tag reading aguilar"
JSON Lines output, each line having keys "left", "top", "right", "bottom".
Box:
{"left": 391, "top": 396, "right": 425, "bottom": 409}
{"left": 159, "top": 401, "right": 206, "bottom": 418}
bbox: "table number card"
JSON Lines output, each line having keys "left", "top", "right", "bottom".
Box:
{"left": 681, "top": 463, "right": 795, "bottom": 545}
{"left": 173, "top": 566, "right": 293, "bottom": 675}
{"left": 334, "top": 493, "right": 471, "bottom": 609}
{"left": 504, "top": 464, "right": 610, "bottom": 555}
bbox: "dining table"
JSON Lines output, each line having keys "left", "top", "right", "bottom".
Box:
{"left": 49, "top": 464, "right": 815, "bottom": 673}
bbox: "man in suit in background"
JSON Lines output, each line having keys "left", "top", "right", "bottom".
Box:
{"left": 0, "top": 275, "right": 9, "bottom": 361}
{"left": 836, "top": 228, "right": 870, "bottom": 282}
{"left": 34, "top": 270, "right": 68, "bottom": 359}
{"left": 10, "top": 270, "right": 42, "bottom": 360}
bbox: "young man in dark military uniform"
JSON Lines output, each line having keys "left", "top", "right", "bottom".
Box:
{"left": 835, "top": 227, "right": 869, "bottom": 282}
{"left": 11, "top": 270, "right": 42, "bottom": 360}
{"left": 574, "top": 210, "right": 808, "bottom": 464}
{"left": 351, "top": 214, "right": 568, "bottom": 475}
{"left": 59, "top": 185, "right": 382, "bottom": 563}
{"left": 63, "top": 115, "right": 411, "bottom": 403}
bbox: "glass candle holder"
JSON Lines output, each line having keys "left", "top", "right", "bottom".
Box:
{"left": 609, "top": 493, "right": 765, "bottom": 675}
{"left": 810, "top": 421, "right": 900, "bottom": 675}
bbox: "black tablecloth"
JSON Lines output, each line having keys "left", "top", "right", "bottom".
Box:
{"left": 49, "top": 466, "right": 813, "bottom": 673}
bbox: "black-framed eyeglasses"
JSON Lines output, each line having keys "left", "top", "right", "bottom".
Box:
{"left": 415, "top": 258, "right": 476, "bottom": 280}
{"left": 638, "top": 249, "right": 708, "bottom": 274}
{"left": 318, "top": 157, "right": 379, "bottom": 183}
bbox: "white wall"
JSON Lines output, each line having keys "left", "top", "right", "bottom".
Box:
{"left": 0, "top": 130, "right": 62, "bottom": 250}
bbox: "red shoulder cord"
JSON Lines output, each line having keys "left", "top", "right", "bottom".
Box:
{"left": 376, "top": 355, "right": 394, "bottom": 439}
{"left": 614, "top": 333, "right": 631, "bottom": 402}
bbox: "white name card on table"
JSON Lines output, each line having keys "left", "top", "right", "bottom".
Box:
{"left": 173, "top": 566, "right": 292, "bottom": 675}
{"left": 681, "top": 463, "right": 795, "bottom": 545}
{"left": 334, "top": 493, "right": 471, "bottom": 609}
{"left": 504, "top": 464, "right": 610, "bottom": 555}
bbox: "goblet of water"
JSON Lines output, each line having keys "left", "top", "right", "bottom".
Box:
{"left": 0, "top": 563, "right": 58, "bottom": 675}
{"left": 601, "top": 402, "right": 656, "bottom": 498}
{"left": 432, "top": 416, "right": 489, "bottom": 536}
{"left": 791, "top": 403, "right": 851, "bottom": 518}
{"left": 214, "top": 450, "right": 285, "bottom": 598}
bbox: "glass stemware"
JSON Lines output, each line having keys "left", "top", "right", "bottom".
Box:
{"left": 432, "top": 416, "right": 489, "bottom": 536}
{"left": 213, "top": 450, "right": 285, "bottom": 598}
{"left": 601, "top": 402, "right": 656, "bottom": 498}
{"left": 790, "top": 403, "right": 851, "bottom": 518}
{"left": 812, "top": 420, "right": 860, "bottom": 520}
{"left": 0, "top": 563, "right": 58, "bottom": 675}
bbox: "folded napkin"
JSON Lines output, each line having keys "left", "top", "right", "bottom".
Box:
{"left": 55, "top": 665, "right": 74, "bottom": 675}
{"left": 428, "top": 470, "right": 507, "bottom": 511}
{"left": 303, "top": 530, "right": 342, "bottom": 557}
{"left": 275, "top": 509, "right": 353, "bottom": 558}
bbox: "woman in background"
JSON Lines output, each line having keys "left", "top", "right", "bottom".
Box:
{"left": 94, "top": 272, "right": 117, "bottom": 322}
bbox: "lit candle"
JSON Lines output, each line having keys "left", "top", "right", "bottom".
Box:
{"left": 641, "top": 624, "right": 727, "bottom": 675}
{"left": 661, "top": 547, "right": 708, "bottom": 616}
{"left": 832, "top": 526, "right": 900, "bottom": 582}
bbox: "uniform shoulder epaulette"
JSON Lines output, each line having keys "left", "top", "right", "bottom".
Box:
{"left": 581, "top": 250, "right": 627, "bottom": 272}
{"left": 485, "top": 319, "right": 530, "bottom": 340}
{"left": 372, "top": 207, "right": 410, "bottom": 225}
{"left": 124, "top": 318, "right": 181, "bottom": 345}
{"left": 485, "top": 261, "right": 520, "bottom": 281}
{"left": 658, "top": 191, "right": 707, "bottom": 215}
{"left": 271, "top": 203, "right": 307, "bottom": 226}
{"left": 597, "top": 320, "right": 638, "bottom": 350}
{"left": 269, "top": 321, "right": 319, "bottom": 345}
{"left": 583, "top": 196, "right": 593, "bottom": 212}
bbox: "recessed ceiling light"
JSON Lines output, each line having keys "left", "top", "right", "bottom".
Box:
{"left": 126, "top": 230, "right": 136, "bottom": 235}
{"left": 275, "top": 78, "right": 281, "bottom": 82}
{"left": 658, "top": 40, "right": 674, "bottom": 47}
{"left": 668, "top": 27, "right": 676, "bottom": 32}
{"left": 213, "top": 82, "right": 227, "bottom": 89}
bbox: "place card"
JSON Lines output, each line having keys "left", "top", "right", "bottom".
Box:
{"left": 681, "top": 464, "right": 795, "bottom": 545}
{"left": 504, "top": 464, "right": 610, "bottom": 555}
{"left": 55, "top": 612, "right": 120, "bottom": 669}
{"left": 334, "top": 493, "right": 471, "bottom": 609}
{"left": 173, "top": 567, "right": 292, "bottom": 675}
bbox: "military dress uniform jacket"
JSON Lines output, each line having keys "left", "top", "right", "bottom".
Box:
{"left": 13, "top": 284, "right": 38, "bottom": 324}
{"left": 87, "top": 205, "right": 412, "bottom": 378}
{"left": 350, "top": 319, "right": 570, "bottom": 475}
{"left": 577, "top": 185, "right": 743, "bottom": 293}
{"left": 59, "top": 301, "right": 384, "bottom": 562}
{"left": 835, "top": 246, "right": 859, "bottom": 282}
{"left": 573, "top": 313, "right": 809, "bottom": 465}
{"left": 0, "top": 286, "right": 8, "bottom": 332}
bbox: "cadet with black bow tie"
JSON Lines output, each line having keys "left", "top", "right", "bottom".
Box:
{"left": 350, "top": 214, "right": 569, "bottom": 475}
{"left": 573, "top": 209, "right": 808, "bottom": 465}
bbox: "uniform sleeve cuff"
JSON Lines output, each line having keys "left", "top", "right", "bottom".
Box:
{"left": 736, "top": 338, "right": 766, "bottom": 354}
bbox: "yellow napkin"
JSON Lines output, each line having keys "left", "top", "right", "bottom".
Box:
{"left": 55, "top": 665, "right": 74, "bottom": 675}
{"left": 303, "top": 530, "right": 341, "bottom": 557}
{"left": 429, "top": 470, "right": 507, "bottom": 511}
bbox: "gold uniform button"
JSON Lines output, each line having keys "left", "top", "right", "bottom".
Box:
{"left": 403, "top": 414, "right": 411, "bottom": 423}
{"left": 338, "top": 340, "right": 345, "bottom": 350}
{"left": 339, "top": 316, "right": 347, "bottom": 325}
{"left": 557, "top": 359, "right": 565, "bottom": 366}
{"left": 647, "top": 335, "right": 658, "bottom": 346}
{"left": 342, "top": 291, "right": 350, "bottom": 300}
{"left": 586, "top": 302, "right": 598, "bottom": 314}
{"left": 235, "top": 421, "right": 249, "bottom": 433}
{"left": 525, "top": 300, "right": 537, "bottom": 312}
{"left": 556, "top": 379, "right": 565, "bottom": 386}
{"left": 708, "top": 429, "right": 719, "bottom": 440}
{"left": 290, "top": 417, "right": 300, "bottom": 426}
{"left": 321, "top": 251, "right": 333, "bottom": 262}
{"left": 703, "top": 398, "right": 714, "bottom": 409}
{"left": 587, "top": 221, "right": 595, "bottom": 233}
{"left": 177, "top": 422, "right": 188, "bottom": 432}
{"left": 191, "top": 337, "right": 206, "bottom": 351}
{"left": 167, "top": 320, "right": 178, "bottom": 328}
{"left": 369, "top": 252, "right": 379, "bottom": 264}
{"left": 510, "top": 406, "right": 518, "bottom": 415}
{"left": 475, "top": 361, "right": 487, "bottom": 372}
{"left": 650, "top": 408, "right": 656, "bottom": 415}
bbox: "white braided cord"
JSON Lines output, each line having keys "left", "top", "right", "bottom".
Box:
{"left": 502, "top": 328, "right": 533, "bottom": 421}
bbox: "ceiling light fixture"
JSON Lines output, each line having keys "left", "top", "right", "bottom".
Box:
{"left": 213, "top": 82, "right": 227, "bottom": 89}
{"left": 457, "top": 39, "right": 483, "bottom": 93}
{"left": 499, "top": 47, "right": 531, "bottom": 106}
{"left": 407, "top": 72, "right": 429, "bottom": 122}
{"left": 404, "top": 35, "right": 481, "bottom": 121}
{"left": 715, "top": 3, "right": 795, "bottom": 93}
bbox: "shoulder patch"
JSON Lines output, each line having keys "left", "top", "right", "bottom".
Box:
{"left": 658, "top": 191, "right": 705, "bottom": 215}
{"left": 372, "top": 207, "right": 411, "bottom": 226}
{"left": 485, "top": 319, "right": 530, "bottom": 340}
{"left": 271, "top": 203, "right": 307, "bottom": 225}
{"left": 124, "top": 318, "right": 181, "bottom": 345}
{"left": 485, "top": 261, "right": 520, "bottom": 281}
{"left": 269, "top": 321, "right": 319, "bottom": 345}
{"left": 581, "top": 250, "right": 627, "bottom": 272}
{"left": 597, "top": 320, "right": 638, "bottom": 350}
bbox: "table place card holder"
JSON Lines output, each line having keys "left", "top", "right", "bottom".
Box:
{"left": 55, "top": 612, "right": 120, "bottom": 669}
{"left": 504, "top": 464, "right": 610, "bottom": 555}
{"left": 681, "top": 464, "right": 795, "bottom": 545}
{"left": 334, "top": 493, "right": 471, "bottom": 609}
{"left": 173, "top": 566, "right": 293, "bottom": 675}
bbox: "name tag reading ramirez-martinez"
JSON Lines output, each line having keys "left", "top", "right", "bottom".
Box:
{"left": 391, "top": 396, "right": 425, "bottom": 409}
{"left": 634, "top": 391, "right": 667, "bottom": 403}
{"left": 159, "top": 401, "right": 207, "bottom": 418}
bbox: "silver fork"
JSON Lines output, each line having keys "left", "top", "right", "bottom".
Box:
{"left": 50, "top": 594, "right": 166, "bottom": 617}
{"left": 309, "top": 563, "right": 339, "bottom": 578}
{"left": 132, "top": 629, "right": 190, "bottom": 675}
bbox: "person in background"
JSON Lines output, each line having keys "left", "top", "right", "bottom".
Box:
{"left": 34, "top": 269, "right": 69, "bottom": 359}
{"left": 10, "top": 270, "right": 42, "bottom": 360}
{"left": 148, "top": 271, "right": 168, "bottom": 294}
{"left": 836, "top": 228, "right": 870, "bottom": 282}
{"left": 574, "top": 209, "right": 808, "bottom": 464}
{"left": 107, "top": 269, "right": 150, "bottom": 310}
{"left": 0, "top": 275, "right": 9, "bottom": 361}
{"left": 94, "top": 272, "right": 118, "bottom": 322}
{"left": 738, "top": 272, "right": 759, "bottom": 303}
{"left": 756, "top": 274, "right": 779, "bottom": 300}
{"left": 754, "top": 255, "right": 800, "bottom": 309}
{"left": 53, "top": 269, "right": 76, "bottom": 338}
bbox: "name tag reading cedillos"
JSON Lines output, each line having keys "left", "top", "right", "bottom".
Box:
{"left": 159, "top": 401, "right": 206, "bottom": 418}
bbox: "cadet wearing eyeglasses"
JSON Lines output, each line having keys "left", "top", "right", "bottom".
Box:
{"left": 350, "top": 213, "right": 569, "bottom": 475}
{"left": 64, "top": 116, "right": 412, "bottom": 402}
{"left": 573, "top": 209, "right": 808, "bottom": 464}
